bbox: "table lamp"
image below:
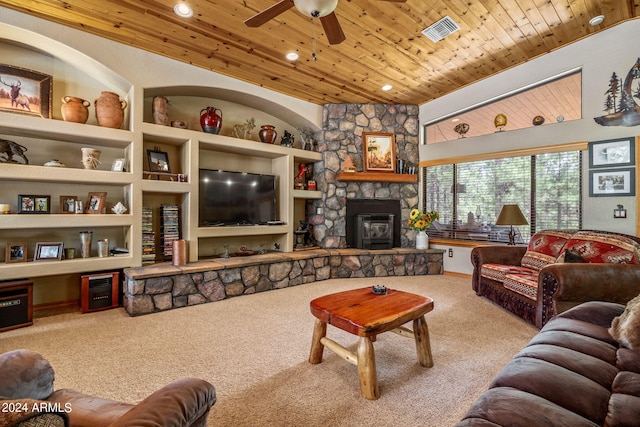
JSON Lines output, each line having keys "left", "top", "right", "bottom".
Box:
{"left": 496, "top": 204, "right": 528, "bottom": 245}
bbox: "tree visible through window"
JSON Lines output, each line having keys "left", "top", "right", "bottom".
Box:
{"left": 424, "top": 151, "right": 582, "bottom": 243}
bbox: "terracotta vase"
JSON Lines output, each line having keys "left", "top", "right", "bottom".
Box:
{"left": 259, "top": 125, "right": 277, "bottom": 144}
{"left": 152, "top": 96, "right": 170, "bottom": 125}
{"left": 95, "top": 91, "right": 127, "bottom": 129}
{"left": 61, "top": 96, "right": 90, "bottom": 124}
{"left": 200, "top": 107, "right": 223, "bottom": 134}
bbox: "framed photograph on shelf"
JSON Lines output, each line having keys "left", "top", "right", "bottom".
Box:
{"left": 589, "top": 167, "right": 635, "bottom": 197}
{"left": 34, "top": 242, "right": 63, "bottom": 261}
{"left": 5, "top": 241, "right": 27, "bottom": 263}
{"left": 362, "top": 132, "right": 396, "bottom": 173}
{"left": 112, "top": 158, "right": 126, "bottom": 172}
{"left": 17, "top": 195, "right": 50, "bottom": 214}
{"left": 147, "top": 149, "right": 171, "bottom": 173}
{"left": 589, "top": 137, "right": 635, "bottom": 168}
{"left": 84, "top": 192, "right": 107, "bottom": 214}
{"left": 0, "top": 64, "right": 52, "bottom": 118}
{"left": 59, "top": 196, "right": 77, "bottom": 214}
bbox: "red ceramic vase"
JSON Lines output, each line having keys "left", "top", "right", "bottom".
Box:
{"left": 200, "top": 107, "right": 223, "bottom": 134}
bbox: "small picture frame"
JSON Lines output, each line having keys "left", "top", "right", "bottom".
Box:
{"left": 363, "top": 132, "right": 396, "bottom": 173}
{"left": 589, "top": 137, "right": 635, "bottom": 168}
{"left": 112, "top": 158, "right": 126, "bottom": 172}
{"left": 34, "top": 242, "right": 63, "bottom": 261}
{"left": 84, "top": 192, "right": 107, "bottom": 214}
{"left": 147, "top": 150, "right": 171, "bottom": 173}
{"left": 589, "top": 167, "right": 636, "bottom": 197}
{"left": 6, "top": 241, "right": 27, "bottom": 263}
{"left": 0, "top": 64, "right": 52, "bottom": 118}
{"left": 59, "top": 196, "right": 77, "bottom": 214}
{"left": 18, "top": 195, "right": 50, "bottom": 214}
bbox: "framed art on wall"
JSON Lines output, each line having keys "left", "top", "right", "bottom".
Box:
{"left": 0, "top": 64, "right": 52, "bottom": 118}
{"left": 18, "top": 195, "right": 50, "bottom": 214}
{"left": 589, "top": 137, "right": 635, "bottom": 168}
{"left": 589, "top": 167, "right": 636, "bottom": 196}
{"left": 363, "top": 132, "right": 396, "bottom": 173}
{"left": 6, "top": 241, "right": 27, "bottom": 263}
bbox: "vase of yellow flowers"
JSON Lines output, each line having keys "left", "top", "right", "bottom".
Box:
{"left": 407, "top": 209, "right": 439, "bottom": 249}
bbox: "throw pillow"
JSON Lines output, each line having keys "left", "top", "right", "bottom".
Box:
{"left": 563, "top": 248, "right": 584, "bottom": 263}
{"left": 609, "top": 294, "right": 640, "bottom": 351}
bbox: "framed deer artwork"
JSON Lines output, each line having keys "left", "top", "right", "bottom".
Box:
{"left": 0, "top": 64, "right": 52, "bottom": 118}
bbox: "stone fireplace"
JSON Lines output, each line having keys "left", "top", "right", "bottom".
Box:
{"left": 347, "top": 198, "right": 401, "bottom": 248}
{"left": 307, "top": 103, "right": 420, "bottom": 249}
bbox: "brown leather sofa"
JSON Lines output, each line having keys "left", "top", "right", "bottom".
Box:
{"left": 456, "top": 301, "right": 640, "bottom": 426}
{"left": 471, "top": 229, "right": 640, "bottom": 328}
{"left": 0, "top": 349, "right": 216, "bottom": 427}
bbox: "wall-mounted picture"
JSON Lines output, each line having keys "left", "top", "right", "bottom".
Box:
{"left": 18, "top": 195, "right": 50, "bottom": 214}
{"left": 589, "top": 137, "right": 635, "bottom": 168}
{"left": 147, "top": 149, "right": 171, "bottom": 173}
{"left": 85, "top": 192, "right": 106, "bottom": 214}
{"left": 363, "top": 132, "right": 396, "bottom": 173}
{"left": 34, "top": 242, "right": 63, "bottom": 261}
{"left": 0, "top": 64, "right": 52, "bottom": 118}
{"left": 589, "top": 167, "right": 636, "bottom": 197}
{"left": 6, "top": 241, "right": 26, "bottom": 263}
{"left": 59, "top": 196, "right": 77, "bottom": 214}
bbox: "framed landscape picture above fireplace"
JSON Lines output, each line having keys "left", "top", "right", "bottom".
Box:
{"left": 363, "top": 132, "right": 396, "bottom": 173}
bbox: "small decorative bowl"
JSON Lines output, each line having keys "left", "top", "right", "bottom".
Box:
{"left": 171, "top": 120, "right": 188, "bottom": 129}
{"left": 372, "top": 285, "right": 387, "bottom": 295}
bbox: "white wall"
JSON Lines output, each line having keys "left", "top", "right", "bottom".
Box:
{"left": 420, "top": 20, "right": 640, "bottom": 275}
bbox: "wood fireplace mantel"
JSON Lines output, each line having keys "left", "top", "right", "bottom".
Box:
{"left": 337, "top": 171, "right": 417, "bottom": 183}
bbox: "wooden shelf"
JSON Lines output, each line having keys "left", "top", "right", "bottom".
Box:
{"left": 337, "top": 171, "right": 417, "bottom": 183}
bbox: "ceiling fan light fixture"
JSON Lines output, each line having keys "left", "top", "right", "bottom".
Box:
{"left": 293, "top": 0, "right": 338, "bottom": 19}
{"left": 173, "top": 3, "right": 193, "bottom": 18}
{"left": 589, "top": 15, "right": 605, "bottom": 26}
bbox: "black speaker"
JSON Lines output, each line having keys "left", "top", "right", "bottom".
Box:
{"left": 0, "top": 280, "right": 33, "bottom": 332}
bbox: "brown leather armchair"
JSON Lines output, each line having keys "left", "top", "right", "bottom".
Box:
{"left": 0, "top": 349, "right": 216, "bottom": 427}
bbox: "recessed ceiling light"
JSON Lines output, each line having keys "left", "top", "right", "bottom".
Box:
{"left": 589, "top": 15, "right": 604, "bottom": 26}
{"left": 174, "top": 3, "right": 193, "bottom": 18}
{"left": 381, "top": 84, "right": 392, "bottom": 91}
{"left": 285, "top": 52, "right": 299, "bottom": 61}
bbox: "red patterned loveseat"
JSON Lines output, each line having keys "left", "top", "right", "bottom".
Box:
{"left": 471, "top": 229, "right": 640, "bottom": 328}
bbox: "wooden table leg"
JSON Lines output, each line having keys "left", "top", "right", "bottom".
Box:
{"left": 413, "top": 315, "right": 433, "bottom": 368}
{"left": 357, "top": 336, "right": 380, "bottom": 400}
{"left": 309, "top": 318, "right": 327, "bottom": 364}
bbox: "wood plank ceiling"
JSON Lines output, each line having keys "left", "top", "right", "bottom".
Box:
{"left": 0, "top": 0, "right": 637, "bottom": 107}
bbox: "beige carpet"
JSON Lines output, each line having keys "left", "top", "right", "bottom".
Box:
{"left": 0, "top": 275, "right": 537, "bottom": 426}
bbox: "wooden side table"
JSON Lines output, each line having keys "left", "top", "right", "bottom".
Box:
{"left": 309, "top": 287, "right": 434, "bottom": 400}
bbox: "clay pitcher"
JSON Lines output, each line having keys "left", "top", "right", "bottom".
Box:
{"left": 200, "top": 107, "right": 222, "bottom": 134}
{"left": 95, "top": 91, "right": 127, "bottom": 129}
{"left": 259, "top": 125, "right": 277, "bottom": 144}
{"left": 152, "top": 96, "right": 170, "bottom": 125}
{"left": 61, "top": 96, "right": 90, "bottom": 124}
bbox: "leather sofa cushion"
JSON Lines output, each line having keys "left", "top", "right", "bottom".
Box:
{"left": 502, "top": 273, "right": 538, "bottom": 300}
{"left": 0, "top": 399, "right": 68, "bottom": 427}
{"left": 561, "top": 230, "right": 640, "bottom": 264}
{"left": 521, "top": 230, "right": 573, "bottom": 271}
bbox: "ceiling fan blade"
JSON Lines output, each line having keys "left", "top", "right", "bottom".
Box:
{"left": 245, "top": 0, "right": 294, "bottom": 27}
{"left": 320, "top": 12, "right": 346, "bottom": 45}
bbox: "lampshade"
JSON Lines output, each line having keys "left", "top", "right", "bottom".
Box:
{"left": 293, "top": 0, "right": 338, "bottom": 18}
{"left": 495, "top": 204, "right": 528, "bottom": 226}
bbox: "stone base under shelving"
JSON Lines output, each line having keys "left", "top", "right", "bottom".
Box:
{"left": 122, "top": 248, "right": 444, "bottom": 316}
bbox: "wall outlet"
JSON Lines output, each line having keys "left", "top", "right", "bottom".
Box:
{"left": 448, "top": 248, "right": 453, "bottom": 257}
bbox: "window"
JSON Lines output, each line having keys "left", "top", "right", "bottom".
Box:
{"left": 424, "top": 150, "right": 582, "bottom": 243}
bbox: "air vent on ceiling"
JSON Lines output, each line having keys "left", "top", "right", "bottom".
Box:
{"left": 421, "top": 16, "right": 460, "bottom": 42}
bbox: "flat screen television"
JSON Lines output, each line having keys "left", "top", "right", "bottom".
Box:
{"left": 199, "top": 169, "right": 278, "bottom": 226}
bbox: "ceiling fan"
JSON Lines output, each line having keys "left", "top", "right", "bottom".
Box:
{"left": 245, "top": 0, "right": 407, "bottom": 45}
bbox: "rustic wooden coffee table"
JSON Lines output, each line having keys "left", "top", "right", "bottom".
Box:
{"left": 308, "top": 287, "right": 434, "bottom": 400}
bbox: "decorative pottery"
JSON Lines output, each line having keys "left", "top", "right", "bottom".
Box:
{"left": 44, "top": 159, "right": 65, "bottom": 167}
{"left": 171, "top": 120, "right": 188, "bottom": 129}
{"left": 200, "top": 107, "right": 223, "bottom": 134}
{"left": 416, "top": 231, "right": 428, "bottom": 250}
{"left": 259, "top": 125, "right": 277, "bottom": 143}
{"left": 94, "top": 91, "right": 127, "bottom": 129}
{"left": 152, "top": 96, "right": 170, "bottom": 125}
{"left": 79, "top": 231, "right": 92, "bottom": 258}
{"left": 532, "top": 115, "right": 545, "bottom": 126}
{"left": 61, "top": 96, "right": 90, "bottom": 124}
{"left": 111, "top": 202, "right": 128, "bottom": 214}
{"left": 454, "top": 122, "right": 470, "bottom": 138}
{"left": 81, "top": 147, "right": 101, "bottom": 169}
{"left": 494, "top": 113, "right": 507, "bottom": 131}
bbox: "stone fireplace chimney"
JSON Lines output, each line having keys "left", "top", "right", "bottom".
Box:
{"left": 308, "top": 104, "right": 420, "bottom": 249}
